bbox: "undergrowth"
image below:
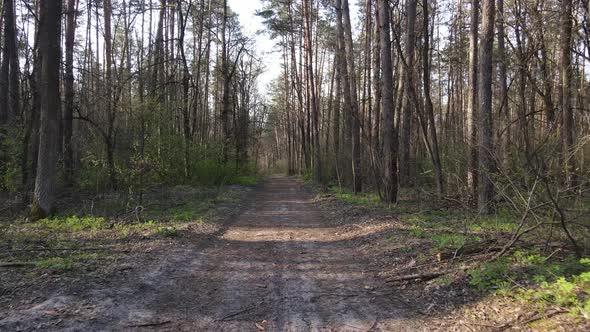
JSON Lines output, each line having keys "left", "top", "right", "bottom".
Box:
{"left": 0, "top": 185, "right": 249, "bottom": 276}
{"left": 468, "top": 251, "right": 590, "bottom": 318}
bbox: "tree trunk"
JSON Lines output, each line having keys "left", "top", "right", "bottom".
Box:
{"left": 303, "top": 0, "right": 322, "bottom": 183}
{"left": 103, "top": 0, "right": 117, "bottom": 188}
{"left": 335, "top": 0, "right": 352, "bottom": 185}
{"left": 32, "top": 0, "right": 62, "bottom": 220}
{"left": 399, "top": 0, "right": 416, "bottom": 186}
{"left": 423, "top": 0, "right": 444, "bottom": 194}
{"left": 560, "top": 0, "right": 576, "bottom": 186}
{"left": 0, "top": 0, "right": 19, "bottom": 124}
{"left": 496, "top": 0, "right": 509, "bottom": 162}
{"left": 478, "top": 0, "right": 495, "bottom": 213}
{"left": 467, "top": 0, "right": 479, "bottom": 199}
{"left": 342, "top": 0, "right": 362, "bottom": 193}
{"left": 64, "top": 0, "right": 77, "bottom": 185}
{"left": 379, "top": 0, "right": 398, "bottom": 203}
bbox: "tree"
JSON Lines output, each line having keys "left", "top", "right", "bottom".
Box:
{"left": 303, "top": 0, "right": 322, "bottom": 183}
{"left": 399, "top": 0, "right": 416, "bottom": 186}
{"left": 104, "top": 0, "right": 116, "bottom": 188}
{"left": 341, "top": 0, "right": 362, "bottom": 193}
{"left": 478, "top": 0, "right": 495, "bottom": 213}
{"left": 64, "top": 0, "right": 78, "bottom": 184}
{"left": 560, "top": 0, "right": 575, "bottom": 186}
{"left": 422, "top": 0, "right": 444, "bottom": 194}
{"left": 32, "top": 0, "right": 63, "bottom": 219}
{"left": 467, "top": 0, "right": 479, "bottom": 199}
{"left": 0, "top": 0, "right": 19, "bottom": 124}
{"left": 379, "top": 0, "right": 398, "bottom": 203}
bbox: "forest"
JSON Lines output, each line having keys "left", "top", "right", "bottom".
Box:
{"left": 0, "top": 0, "right": 589, "bottom": 330}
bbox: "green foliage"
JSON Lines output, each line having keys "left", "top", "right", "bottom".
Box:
{"left": 154, "top": 226, "right": 179, "bottom": 238}
{"left": 75, "top": 136, "right": 260, "bottom": 192}
{"left": 518, "top": 271, "right": 590, "bottom": 317}
{"left": 300, "top": 169, "right": 314, "bottom": 184}
{"left": 231, "top": 175, "right": 259, "bottom": 186}
{"left": 468, "top": 209, "right": 518, "bottom": 233}
{"left": 35, "top": 257, "right": 74, "bottom": 271}
{"left": 432, "top": 233, "right": 469, "bottom": 250}
{"left": 468, "top": 251, "right": 590, "bottom": 317}
{"left": 409, "top": 227, "right": 426, "bottom": 238}
{"left": 435, "top": 274, "right": 454, "bottom": 287}
{"left": 330, "top": 186, "right": 381, "bottom": 206}
{"left": 468, "top": 257, "right": 511, "bottom": 292}
{"left": 36, "top": 215, "right": 107, "bottom": 232}
{"left": 0, "top": 126, "right": 24, "bottom": 192}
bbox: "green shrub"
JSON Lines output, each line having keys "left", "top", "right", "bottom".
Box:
{"left": 330, "top": 186, "right": 381, "bottom": 206}
{"left": 36, "top": 215, "right": 107, "bottom": 232}
{"left": 468, "top": 257, "right": 511, "bottom": 292}
{"left": 432, "top": 233, "right": 467, "bottom": 250}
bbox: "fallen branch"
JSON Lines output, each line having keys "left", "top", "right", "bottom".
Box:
{"left": 126, "top": 320, "right": 172, "bottom": 328}
{"left": 517, "top": 309, "right": 567, "bottom": 326}
{"left": 0, "top": 262, "right": 36, "bottom": 268}
{"left": 216, "top": 306, "right": 256, "bottom": 321}
{"left": 386, "top": 271, "right": 448, "bottom": 283}
{"left": 497, "top": 309, "right": 568, "bottom": 330}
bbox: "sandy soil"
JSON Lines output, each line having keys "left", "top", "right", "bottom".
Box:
{"left": 0, "top": 176, "right": 433, "bottom": 331}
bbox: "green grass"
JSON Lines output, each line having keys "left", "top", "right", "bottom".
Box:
{"left": 35, "top": 257, "right": 75, "bottom": 271}
{"left": 329, "top": 186, "right": 381, "bottom": 206}
{"left": 35, "top": 215, "right": 107, "bottom": 232}
{"left": 409, "top": 227, "right": 426, "bottom": 238}
{"left": 34, "top": 252, "right": 102, "bottom": 271}
{"left": 468, "top": 251, "right": 590, "bottom": 318}
{"left": 230, "top": 175, "right": 259, "bottom": 186}
{"left": 154, "top": 226, "right": 180, "bottom": 238}
{"left": 432, "top": 233, "right": 469, "bottom": 250}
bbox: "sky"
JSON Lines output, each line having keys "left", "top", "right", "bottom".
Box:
{"left": 227, "top": 0, "right": 283, "bottom": 92}
{"left": 227, "top": 0, "right": 361, "bottom": 94}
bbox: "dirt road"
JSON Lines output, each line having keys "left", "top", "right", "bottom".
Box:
{"left": 1, "top": 176, "right": 421, "bottom": 331}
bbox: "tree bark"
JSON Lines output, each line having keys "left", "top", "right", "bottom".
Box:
{"left": 342, "top": 0, "right": 362, "bottom": 193}
{"left": 0, "top": 0, "right": 19, "bottom": 124}
{"left": 496, "top": 0, "right": 509, "bottom": 161}
{"left": 103, "top": 0, "right": 117, "bottom": 188}
{"left": 423, "top": 0, "right": 444, "bottom": 194}
{"left": 478, "top": 0, "right": 495, "bottom": 213}
{"left": 303, "top": 0, "right": 322, "bottom": 183}
{"left": 64, "top": 0, "right": 77, "bottom": 185}
{"left": 399, "top": 0, "right": 416, "bottom": 186}
{"left": 560, "top": 0, "right": 576, "bottom": 186}
{"left": 32, "top": 0, "right": 62, "bottom": 220}
{"left": 467, "top": 0, "right": 479, "bottom": 199}
{"left": 379, "top": 0, "right": 398, "bottom": 203}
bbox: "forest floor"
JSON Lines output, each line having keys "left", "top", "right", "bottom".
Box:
{"left": 0, "top": 176, "right": 588, "bottom": 331}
